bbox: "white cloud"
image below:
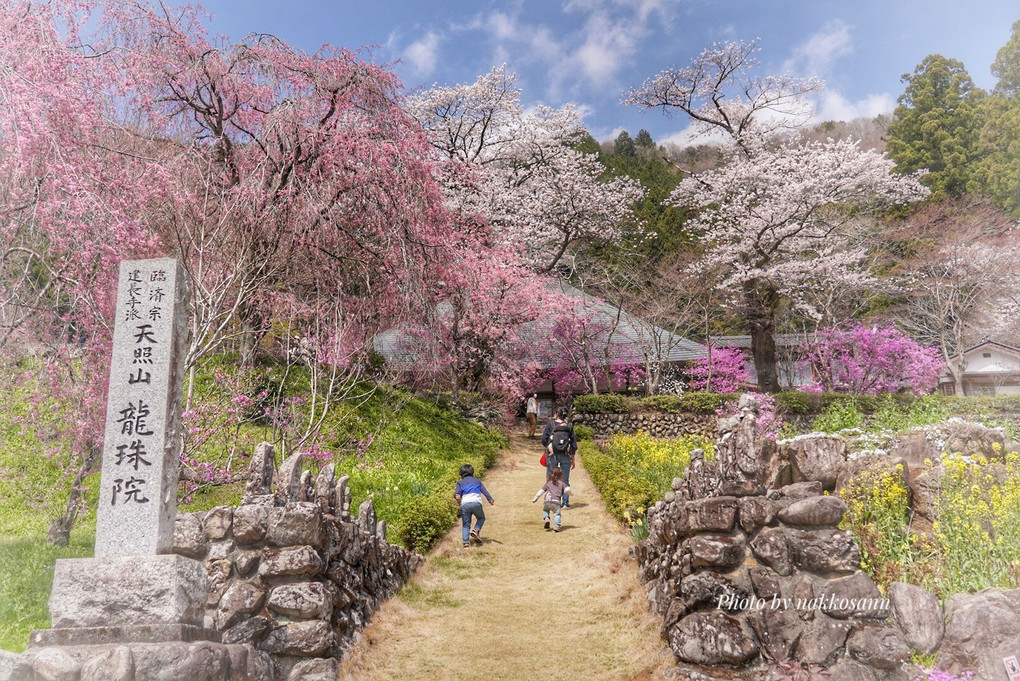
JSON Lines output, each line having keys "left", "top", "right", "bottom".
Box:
{"left": 811, "top": 90, "right": 896, "bottom": 123}
{"left": 659, "top": 122, "right": 733, "bottom": 149}
{"left": 440, "top": 2, "right": 675, "bottom": 117}
{"left": 403, "top": 31, "right": 442, "bottom": 76}
{"left": 548, "top": 0, "right": 668, "bottom": 96}
{"left": 783, "top": 20, "right": 853, "bottom": 78}
{"left": 570, "top": 13, "right": 631, "bottom": 85}
{"left": 484, "top": 12, "right": 520, "bottom": 42}
{"left": 464, "top": 10, "right": 563, "bottom": 74}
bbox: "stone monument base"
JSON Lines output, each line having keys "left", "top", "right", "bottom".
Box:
{"left": 45, "top": 554, "right": 206, "bottom": 630}
{"left": 7, "top": 640, "right": 270, "bottom": 681}
{"left": 30, "top": 624, "right": 219, "bottom": 647}
{"left": 0, "top": 554, "right": 269, "bottom": 681}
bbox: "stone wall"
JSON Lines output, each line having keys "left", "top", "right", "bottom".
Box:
{"left": 170, "top": 443, "right": 422, "bottom": 681}
{"left": 575, "top": 407, "right": 1020, "bottom": 448}
{"left": 633, "top": 395, "right": 1020, "bottom": 681}
{"left": 2, "top": 443, "right": 420, "bottom": 681}
{"left": 573, "top": 411, "right": 715, "bottom": 439}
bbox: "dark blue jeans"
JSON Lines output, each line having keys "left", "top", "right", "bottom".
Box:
{"left": 461, "top": 501, "right": 485, "bottom": 542}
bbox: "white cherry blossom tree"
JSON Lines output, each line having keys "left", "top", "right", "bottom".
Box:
{"left": 627, "top": 41, "right": 928, "bottom": 391}
{"left": 407, "top": 66, "right": 645, "bottom": 273}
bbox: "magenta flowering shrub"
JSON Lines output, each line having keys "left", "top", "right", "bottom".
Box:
{"left": 688, "top": 346, "right": 752, "bottom": 393}
{"left": 805, "top": 326, "right": 943, "bottom": 395}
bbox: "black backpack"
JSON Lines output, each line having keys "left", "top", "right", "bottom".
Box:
{"left": 550, "top": 423, "right": 572, "bottom": 455}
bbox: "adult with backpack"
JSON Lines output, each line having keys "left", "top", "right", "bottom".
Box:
{"left": 541, "top": 406, "right": 577, "bottom": 508}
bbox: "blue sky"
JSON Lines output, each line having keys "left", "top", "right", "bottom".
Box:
{"left": 187, "top": 0, "right": 1018, "bottom": 146}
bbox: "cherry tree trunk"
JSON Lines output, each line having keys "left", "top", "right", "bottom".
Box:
{"left": 745, "top": 283, "right": 782, "bottom": 393}
{"left": 47, "top": 443, "right": 101, "bottom": 546}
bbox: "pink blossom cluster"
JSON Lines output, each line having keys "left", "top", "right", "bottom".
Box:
{"left": 803, "top": 325, "right": 944, "bottom": 395}
{"left": 688, "top": 346, "right": 752, "bottom": 393}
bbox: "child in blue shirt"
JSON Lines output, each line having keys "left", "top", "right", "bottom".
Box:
{"left": 454, "top": 464, "right": 494, "bottom": 548}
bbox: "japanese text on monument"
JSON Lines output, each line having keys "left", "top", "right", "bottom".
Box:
{"left": 95, "top": 259, "right": 187, "bottom": 557}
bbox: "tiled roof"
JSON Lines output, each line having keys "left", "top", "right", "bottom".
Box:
{"left": 955, "top": 338, "right": 1020, "bottom": 359}
{"left": 373, "top": 279, "right": 705, "bottom": 371}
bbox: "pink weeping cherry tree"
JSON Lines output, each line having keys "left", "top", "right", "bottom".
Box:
{"left": 0, "top": 0, "right": 528, "bottom": 541}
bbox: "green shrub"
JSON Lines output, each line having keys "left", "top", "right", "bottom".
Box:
{"left": 940, "top": 395, "right": 1020, "bottom": 439}
{"left": 679, "top": 392, "right": 733, "bottom": 413}
{"left": 775, "top": 390, "right": 818, "bottom": 414}
{"left": 573, "top": 424, "right": 594, "bottom": 441}
{"left": 580, "top": 442, "right": 655, "bottom": 520}
{"left": 581, "top": 432, "right": 714, "bottom": 523}
{"left": 395, "top": 492, "right": 459, "bottom": 554}
{"left": 572, "top": 393, "right": 632, "bottom": 414}
{"left": 812, "top": 399, "right": 865, "bottom": 433}
{"left": 946, "top": 394, "right": 1020, "bottom": 414}
{"left": 868, "top": 394, "right": 950, "bottom": 433}
{"left": 638, "top": 394, "right": 685, "bottom": 413}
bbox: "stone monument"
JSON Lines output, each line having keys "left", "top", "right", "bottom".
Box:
{"left": 93, "top": 258, "right": 189, "bottom": 556}
{"left": 8, "top": 259, "right": 269, "bottom": 680}
{"left": 30, "top": 258, "right": 206, "bottom": 653}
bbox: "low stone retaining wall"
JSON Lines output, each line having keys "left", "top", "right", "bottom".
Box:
{"left": 171, "top": 443, "right": 422, "bottom": 681}
{"left": 634, "top": 396, "right": 1020, "bottom": 680}
{"left": 2, "top": 443, "right": 420, "bottom": 681}
{"left": 573, "top": 411, "right": 716, "bottom": 439}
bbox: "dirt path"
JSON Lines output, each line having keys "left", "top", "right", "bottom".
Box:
{"left": 339, "top": 432, "right": 674, "bottom": 681}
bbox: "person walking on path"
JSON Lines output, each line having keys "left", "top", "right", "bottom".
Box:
{"left": 531, "top": 466, "right": 570, "bottom": 531}
{"left": 454, "top": 464, "right": 494, "bottom": 548}
{"left": 525, "top": 393, "right": 539, "bottom": 438}
{"left": 541, "top": 406, "right": 577, "bottom": 507}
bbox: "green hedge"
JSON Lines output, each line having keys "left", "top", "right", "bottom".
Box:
{"left": 943, "top": 395, "right": 1020, "bottom": 414}
{"left": 573, "top": 391, "right": 736, "bottom": 415}
{"left": 572, "top": 393, "right": 632, "bottom": 414}
{"left": 577, "top": 391, "right": 1020, "bottom": 419}
{"left": 678, "top": 392, "right": 735, "bottom": 413}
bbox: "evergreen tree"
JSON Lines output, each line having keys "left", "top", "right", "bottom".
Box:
{"left": 886, "top": 54, "right": 986, "bottom": 202}
{"left": 975, "top": 95, "right": 1020, "bottom": 217}
{"left": 635, "top": 129, "right": 655, "bottom": 149}
{"left": 971, "top": 23, "right": 1020, "bottom": 216}
{"left": 614, "top": 130, "right": 637, "bottom": 157}
{"left": 992, "top": 20, "right": 1020, "bottom": 98}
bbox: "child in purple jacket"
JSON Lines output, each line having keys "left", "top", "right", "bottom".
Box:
{"left": 532, "top": 466, "right": 570, "bottom": 532}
